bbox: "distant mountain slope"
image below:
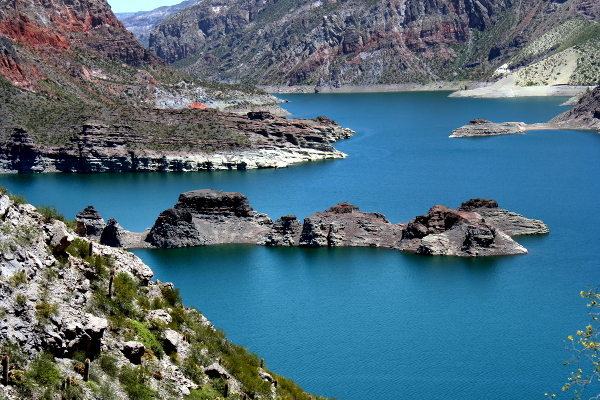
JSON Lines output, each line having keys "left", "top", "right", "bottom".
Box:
{"left": 0, "top": 0, "right": 356, "bottom": 174}
{"left": 146, "top": 0, "right": 599, "bottom": 86}
{"left": 116, "top": 0, "right": 202, "bottom": 47}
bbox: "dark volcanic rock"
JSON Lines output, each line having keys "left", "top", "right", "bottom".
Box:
{"left": 298, "top": 202, "right": 403, "bottom": 248}
{"left": 145, "top": 189, "right": 273, "bottom": 248}
{"left": 75, "top": 205, "right": 106, "bottom": 239}
{"left": 129, "top": 192, "right": 548, "bottom": 257}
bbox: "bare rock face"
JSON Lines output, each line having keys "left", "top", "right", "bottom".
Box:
{"left": 145, "top": 189, "right": 273, "bottom": 248}
{"left": 457, "top": 198, "right": 549, "bottom": 236}
{"left": 75, "top": 205, "right": 106, "bottom": 239}
{"left": 298, "top": 202, "right": 403, "bottom": 248}
{"left": 551, "top": 85, "right": 600, "bottom": 130}
{"left": 450, "top": 119, "right": 526, "bottom": 137}
{"left": 265, "top": 215, "right": 303, "bottom": 246}
{"left": 132, "top": 192, "right": 547, "bottom": 257}
{"left": 100, "top": 218, "right": 129, "bottom": 248}
{"left": 148, "top": 0, "right": 514, "bottom": 85}
{"left": 398, "top": 198, "right": 547, "bottom": 256}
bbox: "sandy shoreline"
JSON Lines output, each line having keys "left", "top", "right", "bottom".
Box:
{"left": 261, "top": 80, "right": 593, "bottom": 99}
{"left": 260, "top": 81, "right": 477, "bottom": 94}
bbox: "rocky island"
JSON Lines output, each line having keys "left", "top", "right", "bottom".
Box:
{"left": 451, "top": 85, "right": 600, "bottom": 137}
{"left": 0, "top": 189, "right": 329, "bottom": 400}
{"left": 79, "top": 190, "right": 548, "bottom": 257}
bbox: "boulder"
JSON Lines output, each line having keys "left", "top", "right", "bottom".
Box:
{"left": 121, "top": 341, "right": 145, "bottom": 364}
{"left": 46, "top": 220, "right": 74, "bottom": 253}
{"left": 162, "top": 329, "right": 182, "bottom": 354}
{"left": 100, "top": 218, "right": 128, "bottom": 247}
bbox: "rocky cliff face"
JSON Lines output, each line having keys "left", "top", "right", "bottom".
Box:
{"left": 0, "top": 0, "right": 311, "bottom": 174}
{"left": 132, "top": 191, "right": 548, "bottom": 257}
{"left": 149, "top": 0, "right": 514, "bottom": 85}
{"left": 116, "top": 0, "right": 202, "bottom": 47}
{"left": 0, "top": 189, "right": 328, "bottom": 399}
{"left": 0, "top": 112, "right": 354, "bottom": 173}
{"left": 551, "top": 85, "right": 600, "bottom": 130}
{"left": 145, "top": 0, "right": 599, "bottom": 86}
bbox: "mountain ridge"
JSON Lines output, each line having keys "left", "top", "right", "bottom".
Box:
{"left": 136, "top": 0, "right": 600, "bottom": 87}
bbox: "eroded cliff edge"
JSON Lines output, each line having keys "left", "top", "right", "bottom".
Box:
{"left": 0, "top": 113, "right": 354, "bottom": 173}
{"left": 83, "top": 190, "right": 548, "bottom": 257}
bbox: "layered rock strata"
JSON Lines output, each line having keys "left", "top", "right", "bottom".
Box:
{"left": 145, "top": 189, "right": 274, "bottom": 248}
{"left": 0, "top": 113, "right": 354, "bottom": 173}
{"left": 450, "top": 119, "right": 526, "bottom": 137}
{"left": 92, "top": 190, "right": 548, "bottom": 257}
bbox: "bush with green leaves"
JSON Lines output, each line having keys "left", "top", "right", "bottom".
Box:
{"left": 119, "top": 364, "right": 157, "bottom": 400}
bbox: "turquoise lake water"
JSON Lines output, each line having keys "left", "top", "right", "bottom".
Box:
{"left": 2, "top": 92, "right": 600, "bottom": 399}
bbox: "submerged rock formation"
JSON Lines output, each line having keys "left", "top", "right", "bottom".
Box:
{"left": 95, "top": 190, "right": 548, "bottom": 257}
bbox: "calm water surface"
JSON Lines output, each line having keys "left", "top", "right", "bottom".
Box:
{"left": 2, "top": 92, "right": 600, "bottom": 400}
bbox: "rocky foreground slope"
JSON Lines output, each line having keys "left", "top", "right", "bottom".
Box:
{"left": 143, "top": 0, "right": 600, "bottom": 87}
{"left": 81, "top": 190, "right": 548, "bottom": 257}
{"left": 0, "top": 188, "right": 328, "bottom": 399}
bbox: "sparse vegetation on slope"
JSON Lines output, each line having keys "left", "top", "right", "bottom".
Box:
{"left": 0, "top": 188, "right": 331, "bottom": 400}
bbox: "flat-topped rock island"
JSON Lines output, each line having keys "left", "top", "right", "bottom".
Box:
{"left": 77, "top": 190, "right": 549, "bottom": 257}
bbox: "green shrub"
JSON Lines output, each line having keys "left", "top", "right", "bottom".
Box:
{"left": 129, "top": 319, "right": 164, "bottom": 359}
{"left": 35, "top": 204, "right": 66, "bottom": 223}
{"left": 119, "top": 364, "right": 157, "bottom": 400}
{"left": 161, "top": 285, "right": 182, "bottom": 307}
{"left": 8, "top": 270, "right": 28, "bottom": 287}
{"left": 25, "top": 351, "right": 62, "bottom": 386}
{"left": 66, "top": 237, "right": 91, "bottom": 259}
{"left": 35, "top": 299, "right": 58, "bottom": 322}
{"left": 8, "top": 192, "right": 26, "bottom": 205}
{"left": 98, "top": 353, "right": 118, "bottom": 378}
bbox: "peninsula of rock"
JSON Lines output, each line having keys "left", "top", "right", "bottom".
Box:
{"left": 80, "top": 190, "right": 549, "bottom": 257}
{"left": 450, "top": 85, "right": 600, "bottom": 137}
{"left": 0, "top": 113, "right": 354, "bottom": 173}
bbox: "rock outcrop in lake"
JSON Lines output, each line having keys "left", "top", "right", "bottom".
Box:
{"left": 0, "top": 189, "right": 327, "bottom": 400}
{"left": 96, "top": 190, "right": 548, "bottom": 257}
{"left": 452, "top": 85, "right": 600, "bottom": 137}
{"left": 450, "top": 119, "right": 526, "bottom": 137}
{"left": 145, "top": 189, "right": 273, "bottom": 248}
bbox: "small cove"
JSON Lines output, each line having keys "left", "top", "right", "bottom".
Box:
{"left": 2, "top": 92, "right": 600, "bottom": 399}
